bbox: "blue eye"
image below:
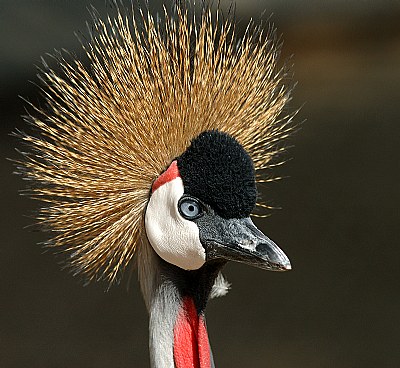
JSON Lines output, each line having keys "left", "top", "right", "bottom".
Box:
{"left": 178, "top": 197, "right": 202, "bottom": 220}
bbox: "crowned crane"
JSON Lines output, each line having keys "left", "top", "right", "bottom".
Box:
{"left": 17, "top": 3, "right": 294, "bottom": 367}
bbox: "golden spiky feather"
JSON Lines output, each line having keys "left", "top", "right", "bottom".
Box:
{"left": 17, "top": 4, "right": 293, "bottom": 284}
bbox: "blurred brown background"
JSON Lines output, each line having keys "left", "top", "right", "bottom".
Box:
{"left": 1, "top": 1, "right": 399, "bottom": 367}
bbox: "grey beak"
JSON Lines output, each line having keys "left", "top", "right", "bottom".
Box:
{"left": 197, "top": 216, "right": 291, "bottom": 271}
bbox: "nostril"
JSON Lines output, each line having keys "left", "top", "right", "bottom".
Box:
{"left": 256, "top": 242, "right": 271, "bottom": 253}
{"left": 256, "top": 242, "right": 280, "bottom": 261}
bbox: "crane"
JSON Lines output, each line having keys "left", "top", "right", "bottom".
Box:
{"left": 17, "top": 3, "right": 293, "bottom": 367}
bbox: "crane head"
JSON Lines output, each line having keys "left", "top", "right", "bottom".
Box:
{"left": 145, "top": 130, "right": 291, "bottom": 272}
{"left": 16, "top": 3, "right": 295, "bottom": 284}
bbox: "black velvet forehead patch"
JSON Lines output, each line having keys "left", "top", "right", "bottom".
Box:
{"left": 177, "top": 130, "right": 257, "bottom": 219}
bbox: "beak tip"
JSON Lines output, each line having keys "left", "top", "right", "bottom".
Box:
{"left": 284, "top": 263, "right": 292, "bottom": 271}
{"left": 276, "top": 258, "right": 291, "bottom": 271}
{"left": 282, "top": 255, "right": 292, "bottom": 270}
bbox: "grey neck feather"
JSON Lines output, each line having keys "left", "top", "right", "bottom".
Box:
{"left": 138, "top": 237, "right": 224, "bottom": 368}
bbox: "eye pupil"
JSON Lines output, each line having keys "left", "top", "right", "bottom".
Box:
{"left": 188, "top": 205, "right": 195, "bottom": 212}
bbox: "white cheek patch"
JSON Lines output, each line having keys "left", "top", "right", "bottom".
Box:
{"left": 145, "top": 177, "right": 206, "bottom": 270}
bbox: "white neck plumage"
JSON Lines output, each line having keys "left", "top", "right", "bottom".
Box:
{"left": 138, "top": 237, "right": 223, "bottom": 368}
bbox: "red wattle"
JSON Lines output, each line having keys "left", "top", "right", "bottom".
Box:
{"left": 173, "top": 297, "right": 211, "bottom": 368}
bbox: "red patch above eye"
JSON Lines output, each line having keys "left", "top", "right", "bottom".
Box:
{"left": 152, "top": 160, "right": 181, "bottom": 193}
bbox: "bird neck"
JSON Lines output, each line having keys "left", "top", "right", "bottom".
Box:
{"left": 138, "top": 238, "right": 224, "bottom": 368}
